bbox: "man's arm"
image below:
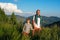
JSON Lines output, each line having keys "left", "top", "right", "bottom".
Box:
{"left": 32, "top": 16, "right": 36, "bottom": 24}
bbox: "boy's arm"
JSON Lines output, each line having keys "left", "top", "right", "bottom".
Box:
{"left": 23, "top": 24, "right": 26, "bottom": 31}
{"left": 30, "top": 24, "right": 33, "bottom": 30}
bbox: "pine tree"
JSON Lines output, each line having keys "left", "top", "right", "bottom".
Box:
{"left": 10, "top": 12, "right": 17, "bottom": 25}
{"left": 0, "top": 8, "right": 8, "bottom": 22}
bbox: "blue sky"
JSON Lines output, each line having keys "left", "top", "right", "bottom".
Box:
{"left": 0, "top": 0, "right": 60, "bottom": 17}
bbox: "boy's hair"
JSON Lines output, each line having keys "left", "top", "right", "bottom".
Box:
{"left": 26, "top": 18, "right": 30, "bottom": 21}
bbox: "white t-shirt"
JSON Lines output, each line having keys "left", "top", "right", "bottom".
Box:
{"left": 37, "top": 17, "right": 40, "bottom": 28}
{"left": 33, "top": 16, "right": 41, "bottom": 28}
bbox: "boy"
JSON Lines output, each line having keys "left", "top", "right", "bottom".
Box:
{"left": 22, "top": 18, "right": 33, "bottom": 36}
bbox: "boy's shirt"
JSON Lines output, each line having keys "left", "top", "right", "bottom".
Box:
{"left": 23, "top": 23, "right": 33, "bottom": 34}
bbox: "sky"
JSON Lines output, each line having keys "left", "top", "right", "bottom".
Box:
{"left": 0, "top": 0, "right": 60, "bottom": 17}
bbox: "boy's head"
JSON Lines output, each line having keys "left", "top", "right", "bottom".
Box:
{"left": 26, "top": 18, "right": 30, "bottom": 23}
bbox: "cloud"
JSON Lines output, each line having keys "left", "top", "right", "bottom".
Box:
{"left": 0, "top": 2, "right": 23, "bottom": 15}
{"left": 0, "top": 2, "right": 34, "bottom": 17}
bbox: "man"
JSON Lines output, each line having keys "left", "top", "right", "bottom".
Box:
{"left": 32, "top": 9, "right": 42, "bottom": 36}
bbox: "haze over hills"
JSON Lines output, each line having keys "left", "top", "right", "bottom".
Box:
{"left": 41, "top": 16, "right": 60, "bottom": 26}
{"left": 7, "top": 15, "right": 26, "bottom": 22}
{"left": 29, "top": 15, "right": 60, "bottom": 26}
{"left": 7, "top": 15, "right": 60, "bottom": 26}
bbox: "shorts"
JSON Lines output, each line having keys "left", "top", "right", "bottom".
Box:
{"left": 22, "top": 32, "right": 29, "bottom": 36}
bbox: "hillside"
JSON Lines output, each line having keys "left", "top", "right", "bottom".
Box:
{"left": 7, "top": 15, "right": 26, "bottom": 22}
{"left": 7, "top": 15, "right": 60, "bottom": 26}
{"left": 28, "top": 15, "right": 60, "bottom": 26}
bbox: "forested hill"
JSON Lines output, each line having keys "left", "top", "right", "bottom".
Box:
{"left": 28, "top": 16, "right": 60, "bottom": 26}
{"left": 7, "top": 15, "right": 60, "bottom": 27}
{"left": 7, "top": 15, "right": 26, "bottom": 22}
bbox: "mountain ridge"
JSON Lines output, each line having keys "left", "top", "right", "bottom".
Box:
{"left": 7, "top": 15, "right": 60, "bottom": 26}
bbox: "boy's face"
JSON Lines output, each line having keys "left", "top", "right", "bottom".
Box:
{"left": 27, "top": 20, "right": 30, "bottom": 23}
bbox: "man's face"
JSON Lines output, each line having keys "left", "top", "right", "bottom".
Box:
{"left": 36, "top": 10, "right": 40, "bottom": 16}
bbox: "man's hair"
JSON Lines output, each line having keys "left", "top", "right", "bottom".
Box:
{"left": 36, "top": 9, "right": 40, "bottom": 13}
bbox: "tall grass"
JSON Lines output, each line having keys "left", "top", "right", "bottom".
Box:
{"left": 0, "top": 22, "right": 59, "bottom": 40}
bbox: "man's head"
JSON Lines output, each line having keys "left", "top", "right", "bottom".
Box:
{"left": 36, "top": 9, "right": 40, "bottom": 16}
